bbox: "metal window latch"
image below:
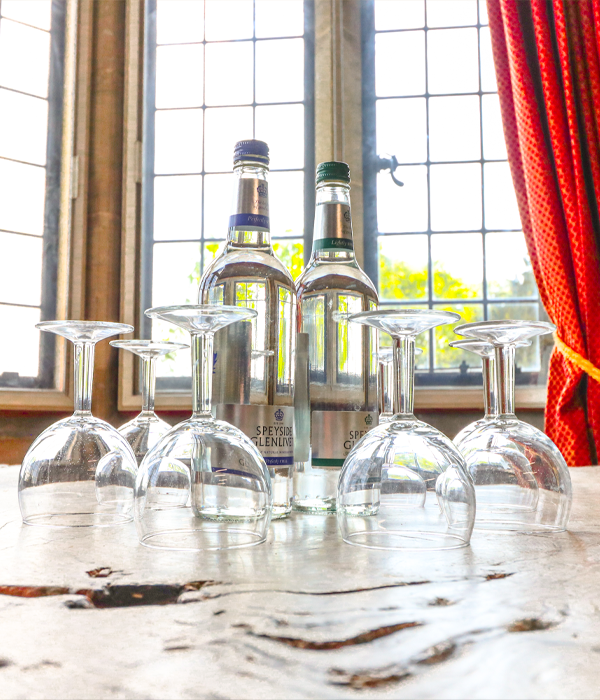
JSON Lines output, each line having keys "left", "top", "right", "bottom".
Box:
{"left": 375, "top": 154, "right": 404, "bottom": 187}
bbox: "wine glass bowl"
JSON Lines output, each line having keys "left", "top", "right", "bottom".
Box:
{"left": 19, "top": 320, "right": 137, "bottom": 528}
{"left": 110, "top": 340, "right": 188, "bottom": 464}
{"left": 337, "top": 309, "right": 476, "bottom": 550}
{"left": 454, "top": 319, "right": 572, "bottom": 532}
{"left": 136, "top": 305, "right": 273, "bottom": 550}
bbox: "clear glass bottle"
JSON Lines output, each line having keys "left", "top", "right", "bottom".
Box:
{"left": 293, "top": 161, "right": 379, "bottom": 513}
{"left": 199, "top": 140, "right": 295, "bottom": 519}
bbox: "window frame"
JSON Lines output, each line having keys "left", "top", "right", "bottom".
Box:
{"left": 0, "top": 0, "right": 89, "bottom": 411}
{"left": 359, "top": 0, "right": 545, "bottom": 410}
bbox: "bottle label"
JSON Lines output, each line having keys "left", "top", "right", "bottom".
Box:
{"left": 215, "top": 404, "right": 294, "bottom": 467}
{"left": 229, "top": 178, "right": 269, "bottom": 231}
{"left": 312, "top": 202, "right": 353, "bottom": 252}
{"left": 311, "top": 410, "right": 378, "bottom": 468}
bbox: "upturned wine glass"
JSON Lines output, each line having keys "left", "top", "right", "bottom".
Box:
{"left": 378, "top": 345, "right": 421, "bottom": 423}
{"left": 136, "top": 304, "right": 272, "bottom": 550}
{"left": 449, "top": 338, "right": 530, "bottom": 446}
{"left": 110, "top": 340, "right": 188, "bottom": 464}
{"left": 454, "top": 320, "right": 572, "bottom": 532}
{"left": 19, "top": 321, "right": 138, "bottom": 527}
{"left": 337, "top": 309, "right": 476, "bottom": 550}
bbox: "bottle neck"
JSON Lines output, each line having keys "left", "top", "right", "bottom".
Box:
{"left": 227, "top": 160, "right": 271, "bottom": 250}
{"left": 312, "top": 180, "right": 355, "bottom": 262}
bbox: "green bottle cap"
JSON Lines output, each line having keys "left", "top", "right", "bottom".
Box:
{"left": 316, "top": 161, "right": 351, "bottom": 184}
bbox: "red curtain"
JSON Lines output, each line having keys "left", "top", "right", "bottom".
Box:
{"left": 488, "top": 0, "right": 600, "bottom": 466}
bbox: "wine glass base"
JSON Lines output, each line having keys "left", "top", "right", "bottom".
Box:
{"left": 341, "top": 529, "right": 469, "bottom": 551}
{"left": 139, "top": 527, "right": 266, "bottom": 551}
{"left": 23, "top": 512, "right": 132, "bottom": 528}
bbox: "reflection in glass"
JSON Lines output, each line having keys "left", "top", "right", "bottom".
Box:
{"left": 429, "top": 95, "right": 480, "bottom": 162}
{"left": 255, "top": 0, "right": 304, "bottom": 38}
{"left": 482, "top": 94, "right": 507, "bottom": 160}
{"left": 154, "top": 175, "right": 202, "bottom": 241}
{"left": 156, "top": 45, "right": 203, "bottom": 109}
{"left": 255, "top": 104, "right": 304, "bottom": 170}
{"left": 156, "top": 0, "right": 204, "bottom": 45}
{"left": 205, "top": 41, "right": 253, "bottom": 106}
{"left": 377, "top": 98, "right": 427, "bottom": 164}
{"left": 427, "top": 28, "right": 479, "bottom": 95}
{"left": 375, "top": 0, "right": 424, "bottom": 30}
{"left": 204, "top": 107, "right": 253, "bottom": 172}
{"left": 430, "top": 163, "right": 482, "bottom": 231}
{"left": 255, "top": 39, "right": 303, "bottom": 104}
{"left": 376, "top": 31, "right": 425, "bottom": 96}
{"left": 484, "top": 162, "right": 521, "bottom": 230}
{"left": 377, "top": 166, "right": 428, "bottom": 233}
{"left": 378, "top": 234, "right": 428, "bottom": 301}
{"left": 154, "top": 109, "right": 203, "bottom": 174}
{"left": 432, "top": 233, "right": 483, "bottom": 300}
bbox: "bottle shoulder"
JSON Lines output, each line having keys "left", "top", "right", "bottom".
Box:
{"left": 296, "top": 258, "right": 378, "bottom": 299}
{"left": 199, "top": 246, "right": 295, "bottom": 292}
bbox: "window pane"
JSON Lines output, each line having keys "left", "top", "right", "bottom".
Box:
{"left": 479, "top": 0, "right": 489, "bottom": 25}
{"left": 156, "top": 44, "right": 203, "bottom": 109}
{"left": 427, "top": 28, "right": 479, "bottom": 94}
{"left": 376, "top": 31, "right": 425, "bottom": 96}
{"left": 205, "top": 41, "right": 253, "bottom": 106}
{"left": 272, "top": 239, "right": 304, "bottom": 280}
{"left": 430, "top": 163, "right": 482, "bottom": 231}
{"left": 482, "top": 94, "right": 507, "bottom": 160}
{"left": 0, "top": 304, "right": 40, "bottom": 376}
{"left": 377, "top": 97, "right": 427, "bottom": 164}
{"left": 256, "top": 38, "right": 303, "bottom": 103}
{"left": 152, "top": 318, "right": 192, "bottom": 378}
{"left": 375, "top": 0, "right": 424, "bottom": 30}
{"left": 154, "top": 175, "right": 202, "bottom": 241}
{"left": 432, "top": 233, "right": 483, "bottom": 300}
{"left": 204, "top": 106, "right": 253, "bottom": 173}
{"left": 255, "top": 104, "right": 304, "bottom": 169}
{"left": 0, "top": 89, "right": 47, "bottom": 165}
{"left": 480, "top": 27, "right": 497, "bottom": 92}
{"left": 486, "top": 231, "right": 537, "bottom": 298}
{"left": 204, "top": 173, "right": 234, "bottom": 235}
{"left": 152, "top": 242, "right": 201, "bottom": 307}
{"left": 429, "top": 95, "right": 480, "bottom": 162}
{"left": 484, "top": 162, "right": 521, "bottom": 229}
{"left": 0, "top": 232, "right": 43, "bottom": 306}
{"left": 156, "top": 0, "right": 204, "bottom": 45}
{"left": 270, "top": 171, "right": 304, "bottom": 238}
{"left": 154, "top": 109, "right": 203, "bottom": 174}
{"left": 434, "top": 303, "right": 483, "bottom": 369}
{"left": 488, "top": 302, "right": 540, "bottom": 371}
{"left": 0, "top": 159, "right": 45, "bottom": 235}
{"left": 203, "top": 240, "right": 224, "bottom": 272}
{"left": 378, "top": 166, "right": 428, "bottom": 233}
{"left": 379, "top": 234, "right": 428, "bottom": 300}
{"left": 426, "top": 0, "right": 477, "bottom": 27}
{"left": 205, "top": 0, "right": 253, "bottom": 41}
{"left": 1, "top": 0, "right": 51, "bottom": 31}
{"left": 0, "top": 19, "right": 50, "bottom": 98}
{"left": 255, "top": 0, "right": 304, "bottom": 38}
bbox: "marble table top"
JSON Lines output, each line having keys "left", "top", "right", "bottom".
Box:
{"left": 0, "top": 464, "right": 598, "bottom": 699}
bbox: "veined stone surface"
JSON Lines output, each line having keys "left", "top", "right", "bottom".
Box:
{"left": 0, "top": 464, "right": 598, "bottom": 699}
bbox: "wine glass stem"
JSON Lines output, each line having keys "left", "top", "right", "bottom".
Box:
{"left": 482, "top": 356, "right": 498, "bottom": 417}
{"left": 141, "top": 357, "right": 155, "bottom": 414}
{"left": 495, "top": 344, "right": 516, "bottom": 416}
{"left": 393, "top": 336, "right": 415, "bottom": 416}
{"left": 191, "top": 331, "right": 213, "bottom": 419}
{"left": 73, "top": 341, "right": 94, "bottom": 416}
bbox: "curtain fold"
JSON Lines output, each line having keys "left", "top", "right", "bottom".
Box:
{"left": 487, "top": 0, "right": 600, "bottom": 465}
